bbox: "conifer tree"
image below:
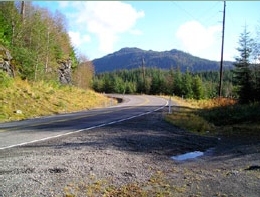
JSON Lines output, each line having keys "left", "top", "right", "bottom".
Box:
{"left": 251, "top": 22, "right": 260, "bottom": 101}
{"left": 192, "top": 75, "right": 204, "bottom": 100}
{"left": 173, "top": 67, "right": 182, "bottom": 96}
{"left": 233, "top": 27, "right": 254, "bottom": 103}
{"left": 182, "top": 69, "right": 193, "bottom": 98}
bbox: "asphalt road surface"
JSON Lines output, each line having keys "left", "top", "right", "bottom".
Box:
{"left": 0, "top": 94, "right": 168, "bottom": 150}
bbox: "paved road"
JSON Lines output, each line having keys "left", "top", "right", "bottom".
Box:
{"left": 0, "top": 95, "right": 168, "bottom": 150}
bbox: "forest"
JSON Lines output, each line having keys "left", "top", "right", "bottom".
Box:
{"left": 93, "top": 68, "right": 234, "bottom": 100}
{"left": 1, "top": 1, "right": 260, "bottom": 103}
{"left": 1, "top": 1, "right": 94, "bottom": 88}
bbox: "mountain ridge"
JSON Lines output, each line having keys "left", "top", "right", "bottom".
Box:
{"left": 92, "top": 47, "right": 234, "bottom": 73}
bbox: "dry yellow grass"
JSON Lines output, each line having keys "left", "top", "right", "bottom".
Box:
{"left": 166, "top": 95, "right": 236, "bottom": 109}
{"left": 164, "top": 95, "right": 259, "bottom": 138}
{"left": 1, "top": 78, "right": 116, "bottom": 122}
{"left": 163, "top": 96, "right": 237, "bottom": 134}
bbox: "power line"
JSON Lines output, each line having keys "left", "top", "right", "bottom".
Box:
{"left": 171, "top": 1, "right": 221, "bottom": 27}
{"left": 171, "top": 2, "right": 200, "bottom": 21}
{"left": 198, "top": 1, "right": 221, "bottom": 23}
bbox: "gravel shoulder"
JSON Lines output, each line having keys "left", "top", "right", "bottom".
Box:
{"left": 1, "top": 108, "right": 260, "bottom": 197}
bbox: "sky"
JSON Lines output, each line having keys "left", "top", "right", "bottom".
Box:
{"left": 33, "top": 1, "right": 260, "bottom": 61}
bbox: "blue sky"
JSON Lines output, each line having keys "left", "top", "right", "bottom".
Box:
{"left": 33, "top": 1, "right": 260, "bottom": 61}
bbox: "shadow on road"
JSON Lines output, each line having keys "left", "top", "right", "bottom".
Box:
{"left": 20, "top": 108, "right": 220, "bottom": 159}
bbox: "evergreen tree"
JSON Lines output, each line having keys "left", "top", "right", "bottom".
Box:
{"left": 181, "top": 69, "right": 193, "bottom": 98}
{"left": 114, "top": 76, "right": 125, "bottom": 93}
{"left": 192, "top": 75, "right": 204, "bottom": 100}
{"left": 251, "top": 21, "right": 260, "bottom": 101}
{"left": 150, "top": 69, "right": 165, "bottom": 94}
{"left": 124, "top": 81, "right": 135, "bottom": 94}
{"left": 165, "top": 67, "right": 175, "bottom": 95}
{"left": 173, "top": 67, "right": 182, "bottom": 96}
{"left": 233, "top": 27, "right": 254, "bottom": 103}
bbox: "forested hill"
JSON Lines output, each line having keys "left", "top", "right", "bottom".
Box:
{"left": 93, "top": 47, "right": 234, "bottom": 73}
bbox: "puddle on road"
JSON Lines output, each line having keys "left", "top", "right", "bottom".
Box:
{"left": 171, "top": 147, "right": 215, "bottom": 161}
{"left": 171, "top": 148, "right": 215, "bottom": 161}
{"left": 171, "top": 151, "right": 204, "bottom": 161}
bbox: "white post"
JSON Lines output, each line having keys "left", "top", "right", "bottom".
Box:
{"left": 168, "top": 96, "right": 172, "bottom": 114}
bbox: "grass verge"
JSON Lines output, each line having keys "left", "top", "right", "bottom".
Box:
{"left": 165, "top": 96, "right": 260, "bottom": 138}
{"left": 1, "top": 76, "right": 116, "bottom": 122}
{"left": 64, "top": 171, "right": 184, "bottom": 197}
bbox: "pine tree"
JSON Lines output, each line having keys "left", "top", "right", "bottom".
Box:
{"left": 192, "top": 75, "right": 204, "bottom": 100}
{"left": 173, "top": 67, "right": 182, "bottom": 96}
{"left": 251, "top": 22, "right": 260, "bottom": 101}
{"left": 182, "top": 69, "right": 193, "bottom": 99}
{"left": 233, "top": 27, "right": 254, "bottom": 103}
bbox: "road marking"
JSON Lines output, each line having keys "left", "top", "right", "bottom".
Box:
{"left": 1, "top": 96, "right": 150, "bottom": 132}
{"left": 0, "top": 96, "right": 168, "bottom": 150}
{"left": 0, "top": 107, "right": 134, "bottom": 131}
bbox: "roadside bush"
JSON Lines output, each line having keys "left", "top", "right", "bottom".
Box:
{"left": 197, "top": 102, "right": 260, "bottom": 126}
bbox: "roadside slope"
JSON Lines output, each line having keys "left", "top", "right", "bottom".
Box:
{"left": 1, "top": 78, "right": 114, "bottom": 122}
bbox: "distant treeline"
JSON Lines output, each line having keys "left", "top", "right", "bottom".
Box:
{"left": 93, "top": 68, "right": 234, "bottom": 100}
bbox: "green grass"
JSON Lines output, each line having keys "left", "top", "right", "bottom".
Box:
{"left": 198, "top": 102, "right": 260, "bottom": 126}
{"left": 1, "top": 76, "right": 116, "bottom": 122}
{"left": 165, "top": 96, "right": 260, "bottom": 137}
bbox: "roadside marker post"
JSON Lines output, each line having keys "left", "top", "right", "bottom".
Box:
{"left": 168, "top": 96, "right": 172, "bottom": 114}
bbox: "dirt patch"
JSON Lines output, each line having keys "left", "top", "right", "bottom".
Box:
{"left": 1, "top": 109, "right": 260, "bottom": 196}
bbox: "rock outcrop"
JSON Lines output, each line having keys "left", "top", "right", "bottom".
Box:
{"left": 58, "top": 58, "right": 72, "bottom": 84}
{"left": 0, "top": 46, "right": 14, "bottom": 77}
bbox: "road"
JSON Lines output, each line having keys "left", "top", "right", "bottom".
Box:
{"left": 0, "top": 94, "right": 168, "bottom": 150}
{"left": 1, "top": 95, "right": 259, "bottom": 197}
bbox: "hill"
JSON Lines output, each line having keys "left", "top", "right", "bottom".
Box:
{"left": 92, "top": 47, "right": 234, "bottom": 73}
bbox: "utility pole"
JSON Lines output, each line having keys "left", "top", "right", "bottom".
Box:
{"left": 218, "top": 1, "right": 226, "bottom": 97}
{"left": 20, "top": 1, "right": 25, "bottom": 21}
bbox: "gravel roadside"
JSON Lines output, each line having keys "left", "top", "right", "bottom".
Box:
{"left": 1, "top": 108, "right": 260, "bottom": 197}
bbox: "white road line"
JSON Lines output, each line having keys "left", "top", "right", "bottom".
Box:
{"left": 0, "top": 99, "right": 168, "bottom": 150}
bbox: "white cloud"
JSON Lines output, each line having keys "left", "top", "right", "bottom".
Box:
{"left": 130, "top": 29, "right": 143, "bottom": 35}
{"left": 68, "top": 31, "right": 91, "bottom": 48}
{"left": 66, "top": 1, "right": 144, "bottom": 54}
{"left": 176, "top": 21, "right": 222, "bottom": 60}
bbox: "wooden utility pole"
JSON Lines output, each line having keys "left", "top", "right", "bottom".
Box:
{"left": 20, "top": 1, "right": 25, "bottom": 21}
{"left": 218, "top": 1, "right": 226, "bottom": 97}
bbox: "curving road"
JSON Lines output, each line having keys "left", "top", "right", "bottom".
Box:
{"left": 0, "top": 94, "right": 168, "bottom": 150}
